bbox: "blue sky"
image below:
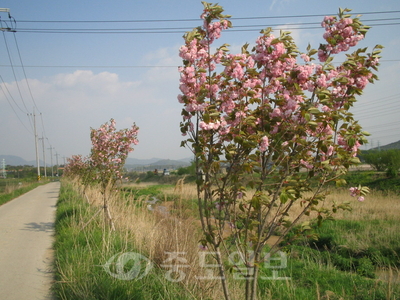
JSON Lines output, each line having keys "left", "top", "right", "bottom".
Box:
{"left": 0, "top": 0, "right": 399, "bottom": 162}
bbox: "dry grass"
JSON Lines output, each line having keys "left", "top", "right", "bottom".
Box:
{"left": 2, "top": 181, "right": 30, "bottom": 194}
{"left": 75, "top": 180, "right": 228, "bottom": 300}
{"left": 328, "top": 189, "right": 400, "bottom": 221}
{"left": 162, "top": 182, "right": 400, "bottom": 221}
{"left": 68, "top": 178, "right": 400, "bottom": 300}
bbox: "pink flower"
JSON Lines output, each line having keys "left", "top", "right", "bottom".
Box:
{"left": 301, "top": 53, "right": 310, "bottom": 62}
{"left": 259, "top": 136, "right": 269, "bottom": 152}
{"left": 326, "top": 145, "right": 334, "bottom": 156}
{"left": 199, "top": 244, "right": 208, "bottom": 250}
{"left": 349, "top": 187, "right": 359, "bottom": 197}
{"left": 300, "top": 159, "right": 313, "bottom": 170}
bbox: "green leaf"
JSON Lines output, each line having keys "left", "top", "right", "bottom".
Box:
{"left": 309, "top": 49, "right": 318, "bottom": 56}
{"left": 361, "top": 131, "right": 370, "bottom": 136}
{"left": 203, "top": 113, "right": 210, "bottom": 123}
{"left": 301, "top": 221, "right": 312, "bottom": 231}
{"left": 335, "top": 178, "right": 347, "bottom": 187}
{"left": 350, "top": 157, "right": 361, "bottom": 164}
{"left": 280, "top": 191, "right": 289, "bottom": 204}
{"left": 308, "top": 107, "right": 320, "bottom": 114}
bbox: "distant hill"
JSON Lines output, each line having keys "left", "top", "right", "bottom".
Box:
{"left": 369, "top": 140, "right": 400, "bottom": 151}
{"left": 0, "top": 155, "right": 193, "bottom": 168}
{"left": 125, "top": 158, "right": 191, "bottom": 171}
{"left": 125, "top": 157, "right": 164, "bottom": 165}
{"left": 0, "top": 155, "right": 38, "bottom": 166}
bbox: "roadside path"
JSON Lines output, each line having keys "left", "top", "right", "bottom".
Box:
{"left": 0, "top": 182, "right": 60, "bottom": 300}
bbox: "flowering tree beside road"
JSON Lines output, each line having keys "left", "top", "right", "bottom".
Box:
{"left": 89, "top": 118, "right": 139, "bottom": 229}
{"left": 63, "top": 154, "right": 88, "bottom": 179}
{"left": 178, "top": 2, "right": 380, "bottom": 299}
{"left": 64, "top": 119, "right": 139, "bottom": 230}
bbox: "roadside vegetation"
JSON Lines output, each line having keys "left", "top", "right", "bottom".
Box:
{"left": 0, "top": 178, "right": 48, "bottom": 206}
{"left": 53, "top": 170, "right": 400, "bottom": 300}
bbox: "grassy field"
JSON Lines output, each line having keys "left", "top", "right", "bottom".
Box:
{"left": 0, "top": 179, "right": 48, "bottom": 206}
{"left": 53, "top": 177, "right": 400, "bottom": 299}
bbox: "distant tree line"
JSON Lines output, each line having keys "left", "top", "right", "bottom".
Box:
{"left": 3, "top": 165, "right": 63, "bottom": 179}
{"left": 360, "top": 149, "right": 400, "bottom": 177}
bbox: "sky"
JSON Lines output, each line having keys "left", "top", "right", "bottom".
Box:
{"left": 0, "top": 0, "right": 399, "bottom": 163}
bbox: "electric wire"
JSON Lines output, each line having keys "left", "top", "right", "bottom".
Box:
{"left": 1, "top": 15, "right": 50, "bottom": 150}
{"left": 0, "top": 58, "right": 398, "bottom": 69}
{"left": 13, "top": 22, "right": 400, "bottom": 34}
{"left": 0, "top": 79, "right": 33, "bottom": 134}
{"left": 13, "top": 17, "right": 400, "bottom": 33}
{"left": 12, "top": 32, "right": 40, "bottom": 112}
{"left": 2, "top": 31, "right": 30, "bottom": 114}
{"left": 15, "top": 10, "right": 400, "bottom": 23}
{"left": 10, "top": 10, "right": 400, "bottom": 34}
{"left": 0, "top": 74, "right": 26, "bottom": 114}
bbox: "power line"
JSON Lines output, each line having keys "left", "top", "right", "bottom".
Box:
{"left": 1, "top": 10, "right": 49, "bottom": 149}
{"left": 13, "top": 17, "right": 400, "bottom": 32}
{"left": 0, "top": 64, "right": 179, "bottom": 68}
{"left": 11, "top": 32, "right": 40, "bottom": 112}
{"left": 10, "top": 10, "right": 400, "bottom": 34}
{"left": 0, "top": 58, "right": 398, "bottom": 69}
{"left": 12, "top": 17, "right": 400, "bottom": 32}
{"left": 14, "top": 10, "right": 400, "bottom": 23}
{"left": 13, "top": 22, "right": 400, "bottom": 34}
{"left": 0, "top": 78, "right": 33, "bottom": 134}
{"left": 0, "top": 74, "right": 26, "bottom": 114}
{"left": 2, "top": 31, "right": 30, "bottom": 113}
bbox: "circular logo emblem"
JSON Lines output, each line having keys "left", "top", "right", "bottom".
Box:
{"left": 102, "top": 252, "right": 153, "bottom": 280}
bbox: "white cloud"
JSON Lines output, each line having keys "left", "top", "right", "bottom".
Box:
{"left": 269, "top": 0, "right": 296, "bottom": 11}
{"left": 0, "top": 45, "right": 191, "bottom": 161}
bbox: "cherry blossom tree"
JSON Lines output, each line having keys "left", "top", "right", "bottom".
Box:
{"left": 63, "top": 154, "right": 89, "bottom": 179}
{"left": 89, "top": 118, "right": 139, "bottom": 229}
{"left": 178, "top": 3, "right": 380, "bottom": 299}
{"left": 65, "top": 119, "right": 139, "bottom": 230}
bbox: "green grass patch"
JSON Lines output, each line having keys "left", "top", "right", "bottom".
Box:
{"left": 0, "top": 180, "right": 46, "bottom": 206}
{"left": 53, "top": 182, "right": 197, "bottom": 300}
{"left": 344, "top": 170, "right": 400, "bottom": 193}
{"left": 257, "top": 255, "right": 396, "bottom": 300}
{"left": 120, "top": 184, "right": 173, "bottom": 198}
{"left": 281, "top": 218, "right": 400, "bottom": 284}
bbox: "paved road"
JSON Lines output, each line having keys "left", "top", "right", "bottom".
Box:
{"left": 0, "top": 182, "right": 60, "bottom": 300}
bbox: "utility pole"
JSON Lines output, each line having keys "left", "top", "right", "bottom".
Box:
{"left": 48, "top": 146, "right": 54, "bottom": 178}
{"left": 39, "top": 136, "right": 47, "bottom": 178}
{"left": 55, "top": 152, "right": 60, "bottom": 177}
{"left": 0, "top": 8, "right": 16, "bottom": 32}
{"left": 1, "top": 159, "right": 6, "bottom": 179}
{"left": 29, "top": 108, "right": 41, "bottom": 181}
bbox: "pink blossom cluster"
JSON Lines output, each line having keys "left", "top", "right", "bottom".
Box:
{"left": 63, "top": 154, "right": 88, "bottom": 178}
{"left": 253, "top": 34, "right": 286, "bottom": 63}
{"left": 259, "top": 136, "right": 269, "bottom": 152}
{"left": 319, "top": 16, "right": 364, "bottom": 62}
{"left": 90, "top": 119, "right": 139, "bottom": 183}
{"left": 337, "top": 133, "right": 361, "bottom": 157}
{"left": 178, "top": 5, "right": 379, "bottom": 169}
{"left": 349, "top": 187, "right": 365, "bottom": 202}
{"left": 224, "top": 54, "right": 252, "bottom": 80}
{"left": 300, "top": 159, "right": 314, "bottom": 170}
{"left": 203, "top": 19, "right": 229, "bottom": 43}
